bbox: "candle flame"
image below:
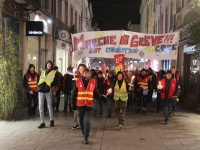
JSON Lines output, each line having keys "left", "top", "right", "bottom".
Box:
{"left": 107, "top": 88, "right": 112, "bottom": 93}
{"left": 73, "top": 68, "right": 76, "bottom": 73}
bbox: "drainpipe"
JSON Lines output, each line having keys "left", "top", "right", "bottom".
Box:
{"left": 52, "top": 0, "right": 56, "bottom": 63}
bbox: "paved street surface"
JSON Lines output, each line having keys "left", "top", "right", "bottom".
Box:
{"left": 1, "top": 97, "right": 200, "bottom": 150}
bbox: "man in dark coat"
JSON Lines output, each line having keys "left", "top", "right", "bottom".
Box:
{"left": 63, "top": 66, "right": 74, "bottom": 113}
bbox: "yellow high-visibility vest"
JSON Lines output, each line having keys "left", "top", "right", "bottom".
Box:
{"left": 114, "top": 80, "right": 128, "bottom": 102}
{"left": 38, "top": 70, "right": 56, "bottom": 87}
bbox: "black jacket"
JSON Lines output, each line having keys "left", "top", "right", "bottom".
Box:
{"left": 37, "top": 69, "right": 60, "bottom": 93}
{"left": 63, "top": 73, "right": 74, "bottom": 94}
{"left": 71, "top": 77, "right": 101, "bottom": 111}
{"left": 97, "top": 77, "right": 105, "bottom": 94}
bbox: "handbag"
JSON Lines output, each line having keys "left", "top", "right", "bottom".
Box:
{"left": 50, "top": 86, "right": 56, "bottom": 97}
{"left": 152, "top": 91, "right": 157, "bottom": 102}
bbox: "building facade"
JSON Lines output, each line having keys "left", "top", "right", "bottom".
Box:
{"left": 0, "top": 0, "right": 94, "bottom": 106}
{"left": 139, "top": 0, "right": 148, "bottom": 33}
{"left": 150, "top": 0, "right": 200, "bottom": 106}
{"left": 174, "top": 0, "right": 200, "bottom": 106}
{"left": 55, "top": 0, "right": 93, "bottom": 74}
{"left": 139, "top": 0, "right": 160, "bottom": 72}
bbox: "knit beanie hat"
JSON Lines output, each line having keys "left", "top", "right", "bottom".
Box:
{"left": 29, "top": 64, "right": 35, "bottom": 69}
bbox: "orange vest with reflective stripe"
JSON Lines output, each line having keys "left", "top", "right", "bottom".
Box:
{"left": 27, "top": 73, "right": 38, "bottom": 92}
{"left": 137, "top": 76, "right": 149, "bottom": 91}
{"left": 76, "top": 78, "right": 95, "bottom": 107}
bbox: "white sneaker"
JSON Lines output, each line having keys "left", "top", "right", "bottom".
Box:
{"left": 119, "top": 125, "right": 123, "bottom": 130}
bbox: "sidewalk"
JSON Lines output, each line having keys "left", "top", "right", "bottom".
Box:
{"left": 1, "top": 98, "right": 200, "bottom": 150}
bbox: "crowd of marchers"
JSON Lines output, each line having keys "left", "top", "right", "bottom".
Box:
{"left": 23, "top": 61, "right": 182, "bottom": 144}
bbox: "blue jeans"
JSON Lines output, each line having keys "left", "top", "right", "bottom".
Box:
{"left": 38, "top": 92, "right": 54, "bottom": 123}
{"left": 107, "top": 98, "right": 113, "bottom": 115}
{"left": 164, "top": 106, "right": 172, "bottom": 121}
{"left": 93, "top": 98, "right": 102, "bottom": 112}
{"left": 77, "top": 109, "right": 92, "bottom": 140}
{"left": 64, "top": 94, "right": 71, "bottom": 111}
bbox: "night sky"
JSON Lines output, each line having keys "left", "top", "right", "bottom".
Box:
{"left": 91, "top": 0, "right": 141, "bottom": 31}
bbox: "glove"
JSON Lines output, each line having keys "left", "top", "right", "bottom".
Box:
{"left": 157, "top": 89, "right": 162, "bottom": 93}
{"left": 72, "top": 106, "right": 77, "bottom": 110}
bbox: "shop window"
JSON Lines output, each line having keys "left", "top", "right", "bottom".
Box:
{"left": 187, "top": 56, "right": 199, "bottom": 94}
{"left": 27, "top": 36, "right": 39, "bottom": 71}
{"left": 41, "top": 34, "right": 46, "bottom": 49}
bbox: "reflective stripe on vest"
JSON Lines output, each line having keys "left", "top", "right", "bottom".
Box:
{"left": 76, "top": 78, "right": 95, "bottom": 107}
{"left": 137, "top": 76, "right": 149, "bottom": 91}
{"left": 38, "top": 70, "right": 56, "bottom": 87}
{"left": 114, "top": 80, "right": 128, "bottom": 101}
{"left": 27, "top": 73, "right": 38, "bottom": 91}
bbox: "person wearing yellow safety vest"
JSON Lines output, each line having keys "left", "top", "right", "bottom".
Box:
{"left": 23, "top": 64, "right": 39, "bottom": 118}
{"left": 134, "top": 68, "right": 150, "bottom": 115}
{"left": 37, "top": 61, "right": 60, "bottom": 129}
{"left": 71, "top": 68, "right": 102, "bottom": 144}
{"left": 113, "top": 71, "right": 132, "bottom": 130}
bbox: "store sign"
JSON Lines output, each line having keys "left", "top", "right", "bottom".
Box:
{"left": 59, "top": 30, "right": 69, "bottom": 41}
{"left": 56, "top": 40, "right": 70, "bottom": 50}
{"left": 72, "top": 30, "right": 179, "bottom": 61}
{"left": 26, "top": 21, "right": 43, "bottom": 36}
{"left": 184, "top": 45, "right": 196, "bottom": 53}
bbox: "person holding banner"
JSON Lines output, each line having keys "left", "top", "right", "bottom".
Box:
{"left": 113, "top": 71, "right": 132, "bottom": 130}
{"left": 135, "top": 68, "right": 150, "bottom": 115}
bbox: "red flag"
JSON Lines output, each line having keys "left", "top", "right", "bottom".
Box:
{"left": 114, "top": 54, "right": 125, "bottom": 71}
{"left": 102, "top": 61, "right": 107, "bottom": 73}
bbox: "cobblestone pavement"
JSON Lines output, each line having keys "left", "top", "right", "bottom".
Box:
{"left": 1, "top": 97, "right": 200, "bottom": 150}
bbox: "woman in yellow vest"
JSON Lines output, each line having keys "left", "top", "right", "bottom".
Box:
{"left": 113, "top": 71, "right": 132, "bottom": 130}
{"left": 37, "top": 61, "right": 60, "bottom": 129}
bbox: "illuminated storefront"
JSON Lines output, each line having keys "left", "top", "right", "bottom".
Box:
{"left": 56, "top": 40, "right": 70, "bottom": 74}
{"left": 183, "top": 45, "right": 200, "bottom": 103}
{"left": 27, "top": 11, "right": 53, "bottom": 72}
